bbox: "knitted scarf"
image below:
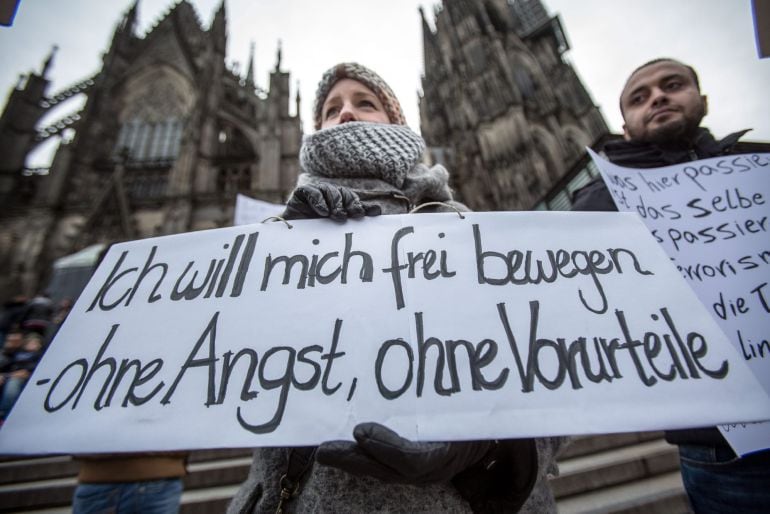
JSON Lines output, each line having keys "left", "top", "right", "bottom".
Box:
{"left": 297, "top": 122, "right": 461, "bottom": 214}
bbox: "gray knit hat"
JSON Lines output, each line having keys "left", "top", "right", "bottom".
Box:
{"left": 313, "top": 62, "right": 406, "bottom": 130}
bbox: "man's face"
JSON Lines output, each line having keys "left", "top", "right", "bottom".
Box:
{"left": 3, "top": 333, "right": 22, "bottom": 352}
{"left": 21, "top": 335, "right": 42, "bottom": 353}
{"left": 620, "top": 61, "right": 707, "bottom": 144}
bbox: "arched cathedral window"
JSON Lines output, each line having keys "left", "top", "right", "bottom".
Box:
{"left": 111, "top": 64, "right": 196, "bottom": 166}
{"left": 113, "top": 117, "right": 184, "bottom": 163}
{"left": 513, "top": 67, "right": 535, "bottom": 99}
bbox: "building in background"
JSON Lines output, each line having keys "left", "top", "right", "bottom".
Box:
{"left": 419, "top": 0, "right": 609, "bottom": 211}
{"left": 0, "top": 0, "right": 301, "bottom": 300}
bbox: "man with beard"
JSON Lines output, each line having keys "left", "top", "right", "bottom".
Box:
{"left": 573, "top": 58, "right": 769, "bottom": 513}
{"left": 572, "top": 58, "right": 754, "bottom": 209}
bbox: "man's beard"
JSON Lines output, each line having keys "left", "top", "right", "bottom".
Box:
{"left": 645, "top": 103, "right": 706, "bottom": 146}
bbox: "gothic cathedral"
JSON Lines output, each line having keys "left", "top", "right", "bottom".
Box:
{"left": 0, "top": 0, "right": 609, "bottom": 301}
{"left": 420, "top": 0, "right": 608, "bottom": 211}
{"left": 0, "top": 1, "right": 302, "bottom": 300}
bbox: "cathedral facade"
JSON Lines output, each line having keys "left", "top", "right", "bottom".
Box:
{"left": 1, "top": 0, "right": 609, "bottom": 302}
{"left": 0, "top": 1, "right": 302, "bottom": 300}
{"left": 419, "top": 0, "right": 608, "bottom": 211}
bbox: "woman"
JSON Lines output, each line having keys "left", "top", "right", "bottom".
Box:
{"left": 281, "top": 62, "right": 467, "bottom": 220}
{"left": 228, "top": 63, "right": 564, "bottom": 514}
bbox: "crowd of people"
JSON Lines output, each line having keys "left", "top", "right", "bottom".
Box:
{"left": 0, "top": 55, "right": 767, "bottom": 514}
{"left": 0, "top": 293, "right": 71, "bottom": 423}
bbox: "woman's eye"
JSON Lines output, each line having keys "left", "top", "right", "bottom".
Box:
{"left": 359, "top": 100, "right": 376, "bottom": 109}
{"left": 324, "top": 106, "right": 340, "bottom": 119}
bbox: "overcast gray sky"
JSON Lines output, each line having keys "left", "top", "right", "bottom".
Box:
{"left": 1, "top": 0, "right": 768, "bottom": 167}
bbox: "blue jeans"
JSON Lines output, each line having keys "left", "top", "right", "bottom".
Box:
{"left": 679, "top": 444, "right": 770, "bottom": 513}
{"left": 72, "top": 478, "right": 183, "bottom": 514}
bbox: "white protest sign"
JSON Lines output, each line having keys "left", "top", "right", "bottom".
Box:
{"left": 589, "top": 149, "right": 770, "bottom": 456}
{"left": 233, "top": 194, "right": 284, "bottom": 225}
{"left": 1, "top": 212, "right": 768, "bottom": 455}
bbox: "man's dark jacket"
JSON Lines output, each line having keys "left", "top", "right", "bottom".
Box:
{"left": 572, "top": 128, "right": 751, "bottom": 211}
{"left": 571, "top": 127, "right": 753, "bottom": 450}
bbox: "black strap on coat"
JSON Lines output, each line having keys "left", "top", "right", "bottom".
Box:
{"left": 274, "top": 446, "right": 317, "bottom": 514}
{"left": 452, "top": 438, "right": 538, "bottom": 513}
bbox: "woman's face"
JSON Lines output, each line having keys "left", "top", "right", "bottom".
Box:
{"left": 320, "top": 79, "right": 390, "bottom": 128}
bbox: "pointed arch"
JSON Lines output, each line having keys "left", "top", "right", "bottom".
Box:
{"left": 111, "top": 64, "right": 197, "bottom": 163}
{"left": 509, "top": 49, "right": 547, "bottom": 101}
{"left": 116, "top": 63, "right": 197, "bottom": 122}
{"left": 562, "top": 124, "right": 591, "bottom": 162}
{"left": 531, "top": 125, "right": 564, "bottom": 181}
{"left": 214, "top": 119, "right": 259, "bottom": 196}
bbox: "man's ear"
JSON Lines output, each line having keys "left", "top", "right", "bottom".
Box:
{"left": 702, "top": 95, "right": 708, "bottom": 116}
{"left": 622, "top": 124, "right": 632, "bottom": 141}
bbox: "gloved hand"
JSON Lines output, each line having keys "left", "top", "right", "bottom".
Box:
{"left": 282, "top": 184, "right": 381, "bottom": 221}
{"left": 316, "top": 422, "right": 494, "bottom": 485}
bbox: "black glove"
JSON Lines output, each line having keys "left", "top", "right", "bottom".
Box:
{"left": 282, "top": 184, "right": 381, "bottom": 221}
{"left": 452, "top": 437, "right": 538, "bottom": 513}
{"left": 316, "top": 422, "right": 493, "bottom": 485}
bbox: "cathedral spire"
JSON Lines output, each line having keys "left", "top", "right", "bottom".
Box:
{"left": 295, "top": 80, "right": 301, "bottom": 117}
{"left": 108, "top": 0, "right": 138, "bottom": 54}
{"left": 419, "top": 6, "right": 431, "bottom": 42}
{"left": 245, "top": 41, "right": 255, "bottom": 87}
{"left": 419, "top": 6, "right": 439, "bottom": 75}
{"left": 124, "top": 0, "right": 139, "bottom": 32}
{"left": 211, "top": 0, "right": 227, "bottom": 54}
{"left": 274, "top": 40, "right": 282, "bottom": 72}
{"left": 214, "top": 0, "right": 226, "bottom": 21}
{"left": 40, "top": 45, "right": 58, "bottom": 78}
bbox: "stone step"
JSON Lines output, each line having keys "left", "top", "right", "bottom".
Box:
{"left": 184, "top": 456, "right": 251, "bottom": 490}
{"left": 556, "top": 470, "right": 692, "bottom": 514}
{"left": 0, "top": 474, "right": 75, "bottom": 512}
{"left": 553, "top": 438, "right": 680, "bottom": 498}
{"left": 0, "top": 456, "right": 76, "bottom": 485}
{"left": 560, "top": 432, "right": 664, "bottom": 460}
{"left": 0, "top": 449, "right": 252, "bottom": 486}
{"left": 180, "top": 484, "right": 242, "bottom": 514}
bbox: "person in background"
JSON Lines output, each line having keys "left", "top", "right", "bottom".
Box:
{"left": 572, "top": 57, "right": 770, "bottom": 513}
{"left": 0, "top": 332, "right": 44, "bottom": 421}
{"left": 72, "top": 453, "right": 188, "bottom": 514}
{"left": 0, "top": 328, "right": 23, "bottom": 371}
{"left": 20, "top": 291, "right": 53, "bottom": 336}
{"left": 572, "top": 57, "right": 756, "bottom": 209}
{"left": 228, "top": 62, "right": 566, "bottom": 514}
{"left": 0, "top": 295, "right": 28, "bottom": 343}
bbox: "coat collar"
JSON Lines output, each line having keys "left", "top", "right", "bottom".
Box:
{"left": 603, "top": 128, "right": 752, "bottom": 168}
